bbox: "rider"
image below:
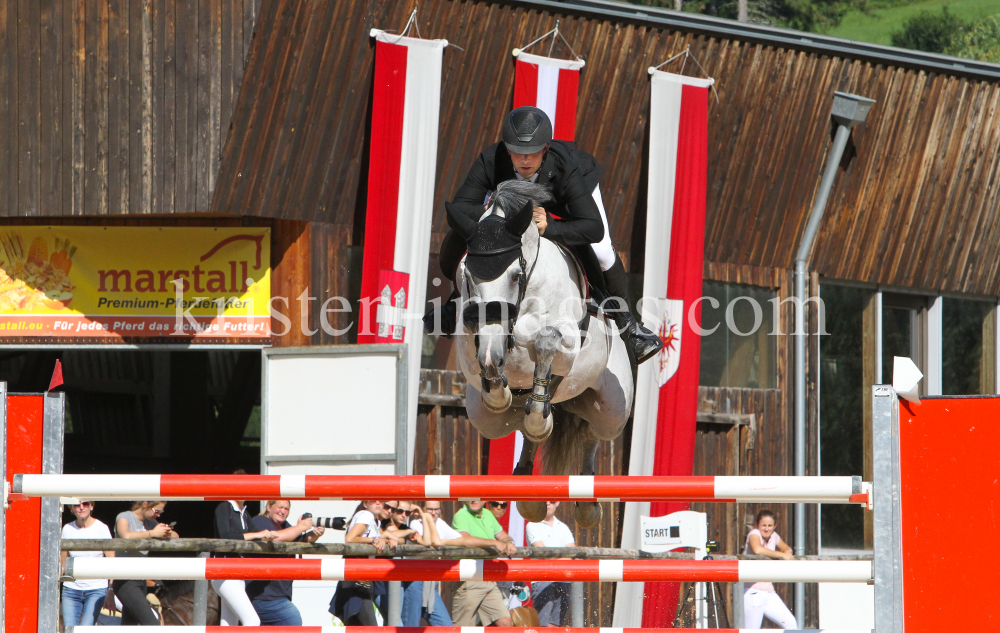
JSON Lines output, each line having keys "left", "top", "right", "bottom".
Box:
{"left": 427, "top": 106, "right": 663, "bottom": 365}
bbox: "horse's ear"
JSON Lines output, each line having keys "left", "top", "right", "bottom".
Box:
{"left": 445, "top": 202, "right": 479, "bottom": 240}
{"left": 506, "top": 200, "right": 535, "bottom": 236}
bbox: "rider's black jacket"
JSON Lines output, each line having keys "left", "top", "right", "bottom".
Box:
{"left": 449, "top": 141, "right": 605, "bottom": 247}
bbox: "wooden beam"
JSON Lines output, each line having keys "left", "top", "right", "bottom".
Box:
{"left": 862, "top": 290, "right": 878, "bottom": 550}
{"left": 61, "top": 538, "right": 873, "bottom": 561}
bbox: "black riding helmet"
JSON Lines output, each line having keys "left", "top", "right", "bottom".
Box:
{"left": 502, "top": 106, "right": 553, "bottom": 154}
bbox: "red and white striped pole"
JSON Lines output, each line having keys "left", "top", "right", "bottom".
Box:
{"left": 65, "top": 557, "right": 872, "bottom": 583}
{"left": 13, "top": 474, "right": 869, "bottom": 504}
{"left": 66, "top": 626, "right": 871, "bottom": 633}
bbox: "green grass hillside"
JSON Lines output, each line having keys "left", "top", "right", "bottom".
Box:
{"left": 826, "top": 0, "right": 997, "bottom": 46}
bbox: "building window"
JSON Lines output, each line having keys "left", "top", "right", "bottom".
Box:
{"left": 818, "top": 284, "right": 866, "bottom": 551}
{"left": 698, "top": 281, "right": 777, "bottom": 389}
{"left": 943, "top": 298, "right": 995, "bottom": 395}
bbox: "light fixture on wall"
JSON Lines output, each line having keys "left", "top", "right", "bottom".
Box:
{"left": 893, "top": 356, "right": 924, "bottom": 404}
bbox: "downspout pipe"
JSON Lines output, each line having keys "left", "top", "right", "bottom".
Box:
{"left": 793, "top": 91, "right": 875, "bottom": 627}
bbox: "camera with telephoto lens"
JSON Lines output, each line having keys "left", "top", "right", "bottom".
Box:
{"left": 302, "top": 514, "right": 347, "bottom": 530}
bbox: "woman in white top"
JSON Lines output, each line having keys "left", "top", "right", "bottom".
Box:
{"left": 743, "top": 509, "right": 796, "bottom": 629}
{"left": 61, "top": 500, "right": 114, "bottom": 627}
{"left": 332, "top": 501, "right": 399, "bottom": 625}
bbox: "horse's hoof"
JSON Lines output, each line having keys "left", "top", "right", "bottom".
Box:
{"left": 481, "top": 386, "right": 512, "bottom": 413}
{"left": 575, "top": 501, "right": 602, "bottom": 528}
{"left": 524, "top": 412, "right": 552, "bottom": 443}
{"left": 517, "top": 500, "right": 547, "bottom": 522}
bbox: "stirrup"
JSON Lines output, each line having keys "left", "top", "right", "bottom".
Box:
{"left": 626, "top": 322, "right": 663, "bottom": 365}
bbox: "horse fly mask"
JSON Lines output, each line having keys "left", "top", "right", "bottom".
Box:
{"left": 445, "top": 183, "right": 547, "bottom": 391}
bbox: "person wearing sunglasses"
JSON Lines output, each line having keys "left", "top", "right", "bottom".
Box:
{"left": 487, "top": 501, "right": 509, "bottom": 522}
{"left": 527, "top": 501, "right": 576, "bottom": 626}
{"left": 61, "top": 500, "right": 114, "bottom": 627}
{"left": 383, "top": 501, "right": 418, "bottom": 542}
{"left": 113, "top": 501, "right": 178, "bottom": 625}
{"left": 333, "top": 500, "right": 399, "bottom": 626}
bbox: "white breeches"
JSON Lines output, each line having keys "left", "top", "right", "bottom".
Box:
{"left": 591, "top": 185, "right": 616, "bottom": 271}
{"left": 211, "top": 579, "right": 261, "bottom": 626}
{"left": 743, "top": 589, "right": 796, "bottom": 629}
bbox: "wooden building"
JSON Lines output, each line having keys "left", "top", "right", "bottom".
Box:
{"left": 4, "top": 0, "right": 1000, "bottom": 626}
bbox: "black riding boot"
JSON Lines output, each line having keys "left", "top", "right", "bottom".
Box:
{"left": 423, "top": 289, "right": 459, "bottom": 337}
{"left": 603, "top": 256, "right": 663, "bottom": 365}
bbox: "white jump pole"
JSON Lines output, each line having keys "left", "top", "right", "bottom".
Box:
{"left": 64, "top": 557, "right": 873, "bottom": 584}
{"left": 12, "top": 474, "right": 869, "bottom": 504}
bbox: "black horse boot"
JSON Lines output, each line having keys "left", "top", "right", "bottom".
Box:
{"left": 603, "top": 256, "right": 663, "bottom": 365}
{"left": 422, "top": 289, "right": 459, "bottom": 338}
{"left": 423, "top": 229, "right": 468, "bottom": 337}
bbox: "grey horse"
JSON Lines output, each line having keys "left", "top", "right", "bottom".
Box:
{"left": 445, "top": 180, "right": 634, "bottom": 528}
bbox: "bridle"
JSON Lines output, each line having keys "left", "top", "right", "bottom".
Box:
{"left": 463, "top": 225, "right": 542, "bottom": 356}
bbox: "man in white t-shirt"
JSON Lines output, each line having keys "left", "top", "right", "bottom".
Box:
{"left": 526, "top": 501, "right": 576, "bottom": 626}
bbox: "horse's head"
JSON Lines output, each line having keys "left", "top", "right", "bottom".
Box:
{"left": 446, "top": 180, "right": 552, "bottom": 389}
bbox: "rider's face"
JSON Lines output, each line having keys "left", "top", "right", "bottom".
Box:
{"left": 508, "top": 146, "right": 548, "bottom": 179}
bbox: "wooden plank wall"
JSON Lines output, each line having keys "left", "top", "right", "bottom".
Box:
{"left": 0, "top": 0, "right": 261, "bottom": 217}
{"left": 205, "top": 0, "right": 1000, "bottom": 297}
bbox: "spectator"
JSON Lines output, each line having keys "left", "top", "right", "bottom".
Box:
{"left": 332, "top": 500, "right": 399, "bottom": 625}
{"left": 246, "top": 500, "right": 324, "bottom": 626}
{"left": 383, "top": 500, "right": 416, "bottom": 542}
{"left": 401, "top": 502, "right": 453, "bottom": 626}
{"left": 526, "top": 501, "right": 576, "bottom": 626}
{"left": 211, "top": 495, "right": 279, "bottom": 626}
{"left": 487, "top": 501, "right": 508, "bottom": 522}
{"left": 113, "top": 501, "right": 177, "bottom": 625}
{"left": 451, "top": 500, "right": 517, "bottom": 627}
{"left": 61, "top": 500, "right": 114, "bottom": 627}
{"left": 485, "top": 502, "right": 516, "bottom": 608}
{"left": 743, "top": 509, "right": 796, "bottom": 629}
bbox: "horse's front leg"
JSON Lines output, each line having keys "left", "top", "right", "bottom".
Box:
{"left": 523, "top": 325, "right": 560, "bottom": 442}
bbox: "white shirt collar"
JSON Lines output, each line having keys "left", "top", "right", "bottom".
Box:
{"left": 514, "top": 171, "right": 539, "bottom": 183}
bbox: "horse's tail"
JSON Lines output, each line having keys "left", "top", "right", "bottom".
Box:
{"left": 541, "top": 408, "right": 596, "bottom": 476}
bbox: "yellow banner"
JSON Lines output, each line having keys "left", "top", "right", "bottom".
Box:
{"left": 0, "top": 226, "right": 271, "bottom": 339}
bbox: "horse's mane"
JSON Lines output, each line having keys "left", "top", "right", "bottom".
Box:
{"left": 490, "top": 180, "right": 553, "bottom": 218}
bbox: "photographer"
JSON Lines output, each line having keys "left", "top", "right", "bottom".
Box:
{"left": 246, "top": 500, "right": 323, "bottom": 626}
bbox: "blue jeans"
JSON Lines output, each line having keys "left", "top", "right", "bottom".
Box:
{"left": 62, "top": 586, "right": 106, "bottom": 626}
{"left": 251, "top": 598, "right": 302, "bottom": 626}
{"left": 401, "top": 581, "right": 453, "bottom": 627}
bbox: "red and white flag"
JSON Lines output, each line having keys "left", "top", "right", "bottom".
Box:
{"left": 359, "top": 30, "right": 447, "bottom": 470}
{"left": 487, "top": 49, "right": 585, "bottom": 542}
{"left": 613, "top": 70, "right": 712, "bottom": 628}
{"left": 512, "top": 51, "right": 584, "bottom": 141}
